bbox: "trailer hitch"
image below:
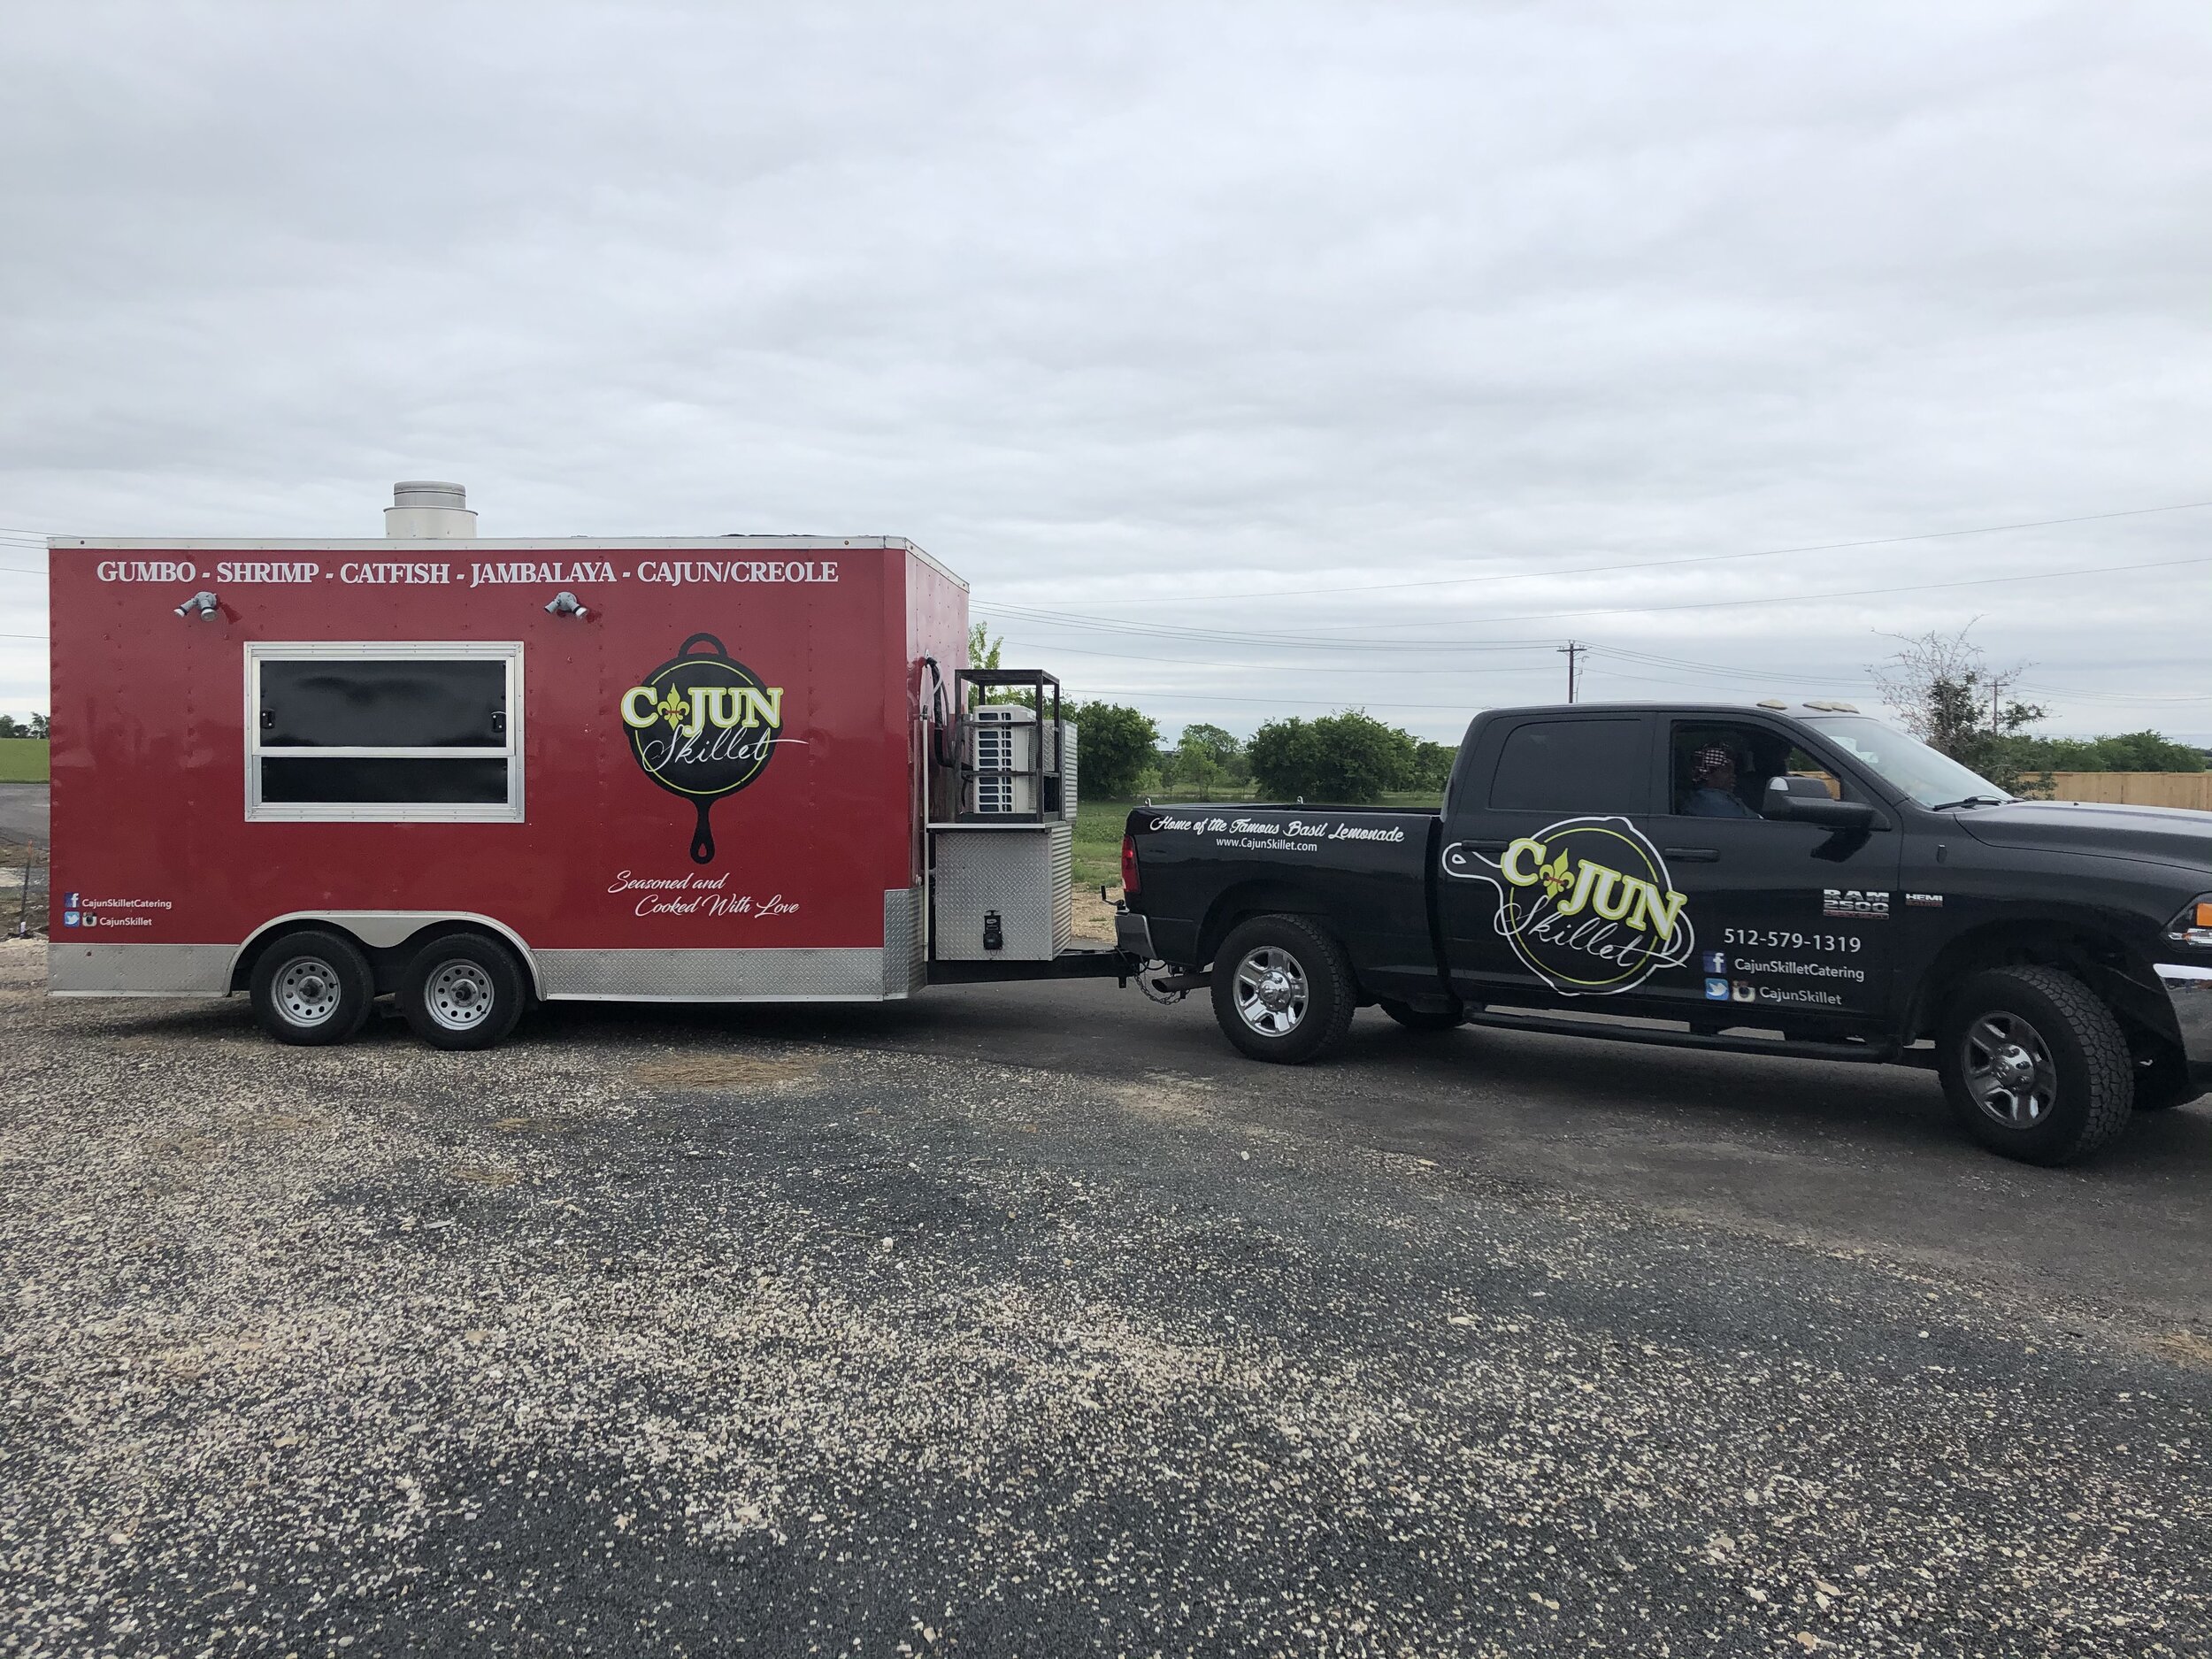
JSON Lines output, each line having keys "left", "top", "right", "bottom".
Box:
{"left": 1135, "top": 963, "right": 1207, "bottom": 1003}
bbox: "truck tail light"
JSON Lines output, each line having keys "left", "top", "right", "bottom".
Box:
{"left": 1120, "top": 833, "right": 1141, "bottom": 897}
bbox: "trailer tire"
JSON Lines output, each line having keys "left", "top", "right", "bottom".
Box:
{"left": 250, "top": 929, "right": 375, "bottom": 1047}
{"left": 1379, "top": 998, "right": 1464, "bottom": 1032}
{"left": 1937, "top": 965, "right": 2133, "bottom": 1165}
{"left": 1211, "top": 914, "right": 1357, "bottom": 1065}
{"left": 400, "top": 935, "right": 527, "bottom": 1051}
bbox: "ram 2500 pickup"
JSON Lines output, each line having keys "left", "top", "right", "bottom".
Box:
{"left": 1115, "top": 700, "right": 2212, "bottom": 1165}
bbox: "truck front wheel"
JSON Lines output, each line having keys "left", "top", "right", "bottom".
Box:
{"left": 249, "top": 929, "right": 375, "bottom": 1046}
{"left": 1937, "top": 966, "right": 2133, "bottom": 1164}
{"left": 1210, "top": 915, "right": 1357, "bottom": 1064}
{"left": 400, "top": 935, "right": 528, "bottom": 1051}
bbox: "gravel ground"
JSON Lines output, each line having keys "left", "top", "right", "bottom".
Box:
{"left": 3, "top": 938, "right": 2208, "bottom": 1657}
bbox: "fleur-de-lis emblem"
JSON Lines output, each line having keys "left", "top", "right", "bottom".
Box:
{"left": 656, "top": 687, "right": 687, "bottom": 726}
{"left": 1540, "top": 852, "right": 1573, "bottom": 897}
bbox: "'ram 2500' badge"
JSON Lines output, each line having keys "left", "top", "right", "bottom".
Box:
{"left": 1442, "top": 816, "right": 1696, "bottom": 995}
{"left": 618, "top": 633, "right": 789, "bottom": 864}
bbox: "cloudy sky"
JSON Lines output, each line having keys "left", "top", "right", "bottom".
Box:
{"left": 4, "top": 2, "right": 2208, "bottom": 741}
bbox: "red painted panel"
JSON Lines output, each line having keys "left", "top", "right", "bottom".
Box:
{"left": 49, "top": 544, "right": 968, "bottom": 957}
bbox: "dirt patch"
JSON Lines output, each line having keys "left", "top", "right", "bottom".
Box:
{"left": 1071, "top": 884, "right": 1121, "bottom": 943}
{"left": 632, "top": 1051, "right": 825, "bottom": 1094}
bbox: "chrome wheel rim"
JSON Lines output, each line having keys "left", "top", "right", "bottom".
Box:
{"left": 1233, "top": 946, "right": 1309, "bottom": 1037}
{"left": 1962, "top": 1011, "right": 2057, "bottom": 1128}
{"left": 274, "top": 956, "right": 342, "bottom": 1027}
{"left": 424, "top": 961, "right": 495, "bottom": 1032}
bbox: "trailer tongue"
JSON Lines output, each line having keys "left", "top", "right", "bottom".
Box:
{"left": 48, "top": 482, "right": 1133, "bottom": 1046}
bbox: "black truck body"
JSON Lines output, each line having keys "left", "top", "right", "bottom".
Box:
{"left": 1117, "top": 701, "right": 2212, "bottom": 1164}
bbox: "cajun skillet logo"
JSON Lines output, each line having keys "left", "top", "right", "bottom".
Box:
{"left": 1442, "top": 816, "right": 1696, "bottom": 995}
{"left": 618, "top": 633, "right": 791, "bottom": 864}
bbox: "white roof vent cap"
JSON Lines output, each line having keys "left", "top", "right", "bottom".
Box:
{"left": 385, "top": 480, "right": 477, "bottom": 540}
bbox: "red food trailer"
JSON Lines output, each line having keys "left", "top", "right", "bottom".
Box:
{"left": 46, "top": 483, "right": 1118, "bottom": 1048}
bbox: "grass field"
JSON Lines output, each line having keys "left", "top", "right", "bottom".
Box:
{"left": 0, "top": 741, "right": 49, "bottom": 783}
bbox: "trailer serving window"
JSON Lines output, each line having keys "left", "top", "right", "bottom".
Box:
{"left": 244, "top": 642, "right": 524, "bottom": 822}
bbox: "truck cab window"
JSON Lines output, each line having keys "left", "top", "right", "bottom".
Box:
{"left": 1486, "top": 718, "right": 1649, "bottom": 814}
{"left": 247, "top": 643, "right": 523, "bottom": 821}
{"left": 1669, "top": 722, "right": 1852, "bottom": 818}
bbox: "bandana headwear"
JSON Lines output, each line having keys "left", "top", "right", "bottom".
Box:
{"left": 1693, "top": 745, "right": 1735, "bottom": 781}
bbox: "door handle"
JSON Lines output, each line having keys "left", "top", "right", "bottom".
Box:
{"left": 1661, "top": 846, "right": 1720, "bottom": 862}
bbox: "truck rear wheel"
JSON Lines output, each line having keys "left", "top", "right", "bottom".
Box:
{"left": 1937, "top": 966, "right": 2133, "bottom": 1165}
{"left": 250, "top": 929, "right": 375, "bottom": 1047}
{"left": 400, "top": 935, "right": 527, "bottom": 1051}
{"left": 1211, "top": 915, "right": 1357, "bottom": 1064}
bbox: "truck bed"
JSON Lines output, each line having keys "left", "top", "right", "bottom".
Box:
{"left": 1124, "top": 803, "right": 1442, "bottom": 1002}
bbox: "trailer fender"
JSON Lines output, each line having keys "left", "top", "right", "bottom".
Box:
{"left": 230, "top": 912, "right": 543, "bottom": 998}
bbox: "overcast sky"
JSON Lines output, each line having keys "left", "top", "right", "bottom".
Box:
{"left": 4, "top": 2, "right": 2208, "bottom": 740}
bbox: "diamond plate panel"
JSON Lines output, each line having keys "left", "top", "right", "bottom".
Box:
{"left": 536, "top": 948, "right": 887, "bottom": 1000}
{"left": 883, "top": 885, "right": 926, "bottom": 997}
{"left": 48, "top": 943, "right": 233, "bottom": 996}
{"left": 930, "top": 824, "right": 1072, "bottom": 961}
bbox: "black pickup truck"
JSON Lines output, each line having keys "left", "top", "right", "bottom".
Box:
{"left": 1115, "top": 701, "right": 2212, "bottom": 1165}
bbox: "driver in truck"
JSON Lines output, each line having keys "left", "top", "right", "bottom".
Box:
{"left": 1683, "top": 745, "right": 1759, "bottom": 818}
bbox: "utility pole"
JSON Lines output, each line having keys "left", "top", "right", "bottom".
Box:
{"left": 1557, "top": 641, "right": 1586, "bottom": 704}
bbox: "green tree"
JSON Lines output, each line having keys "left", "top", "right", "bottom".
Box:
{"left": 1164, "top": 722, "right": 1244, "bottom": 795}
{"left": 1410, "top": 739, "right": 1457, "bottom": 795}
{"left": 1067, "top": 701, "right": 1159, "bottom": 797}
{"left": 2011, "top": 730, "right": 2206, "bottom": 772}
{"left": 0, "top": 716, "right": 20, "bottom": 739}
{"left": 1248, "top": 709, "right": 1417, "bottom": 803}
{"left": 27, "top": 712, "right": 45, "bottom": 740}
{"left": 1869, "top": 627, "right": 2047, "bottom": 794}
{"left": 965, "top": 622, "right": 1033, "bottom": 706}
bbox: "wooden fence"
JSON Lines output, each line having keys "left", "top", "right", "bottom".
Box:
{"left": 2040, "top": 772, "right": 2212, "bottom": 810}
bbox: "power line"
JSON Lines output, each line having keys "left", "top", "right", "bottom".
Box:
{"left": 993, "top": 547, "right": 2212, "bottom": 641}
{"left": 987, "top": 495, "right": 2212, "bottom": 611}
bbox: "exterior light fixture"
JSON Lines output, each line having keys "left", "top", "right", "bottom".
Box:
{"left": 544, "top": 591, "right": 590, "bottom": 618}
{"left": 175, "top": 591, "right": 220, "bottom": 620}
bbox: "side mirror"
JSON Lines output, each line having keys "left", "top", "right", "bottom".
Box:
{"left": 1766, "top": 774, "right": 1876, "bottom": 829}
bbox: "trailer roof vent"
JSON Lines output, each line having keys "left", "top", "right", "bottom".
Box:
{"left": 385, "top": 480, "right": 478, "bottom": 540}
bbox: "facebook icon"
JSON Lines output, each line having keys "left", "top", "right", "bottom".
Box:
{"left": 1701, "top": 950, "right": 1726, "bottom": 975}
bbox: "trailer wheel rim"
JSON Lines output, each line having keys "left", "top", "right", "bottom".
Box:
{"left": 274, "top": 956, "right": 343, "bottom": 1027}
{"left": 424, "top": 960, "right": 497, "bottom": 1032}
{"left": 1962, "top": 1010, "right": 2057, "bottom": 1128}
{"left": 1233, "top": 946, "right": 1309, "bottom": 1037}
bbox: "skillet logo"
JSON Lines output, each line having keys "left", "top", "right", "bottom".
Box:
{"left": 618, "top": 633, "right": 795, "bottom": 864}
{"left": 1441, "top": 816, "right": 1696, "bottom": 995}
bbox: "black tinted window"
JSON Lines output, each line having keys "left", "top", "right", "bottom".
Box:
{"left": 1487, "top": 719, "right": 1649, "bottom": 813}
{"left": 261, "top": 660, "right": 504, "bottom": 748}
{"left": 259, "top": 757, "right": 511, "bottom": 804}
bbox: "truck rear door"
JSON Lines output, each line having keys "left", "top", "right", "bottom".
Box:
{"left": 1435, "top": 713, "right": 1677, "bottom": 1009}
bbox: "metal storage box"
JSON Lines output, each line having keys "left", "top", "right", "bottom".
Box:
{"left": 931, "top": 824, "right": 1073, "bottom": 961}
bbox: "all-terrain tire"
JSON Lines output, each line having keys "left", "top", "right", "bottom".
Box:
{"left": 400, "top": 934, "right": 528, "bottom": 1051}
{"left": 1210, "top": 914, "right": 1358, "bottom": 1065}
{"left": 249, "top": 928, "right": 376, "bottom": 1047}
{"left": 1379, "top": 998, "right": 1465, "bottom": 1032}
{"left": 1937, "top": 965, "right": 2133, "bottom": 1165}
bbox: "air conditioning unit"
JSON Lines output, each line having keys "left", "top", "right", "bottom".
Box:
{"left": 965, "top": 705, "right": 1039, "bottom": 816}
